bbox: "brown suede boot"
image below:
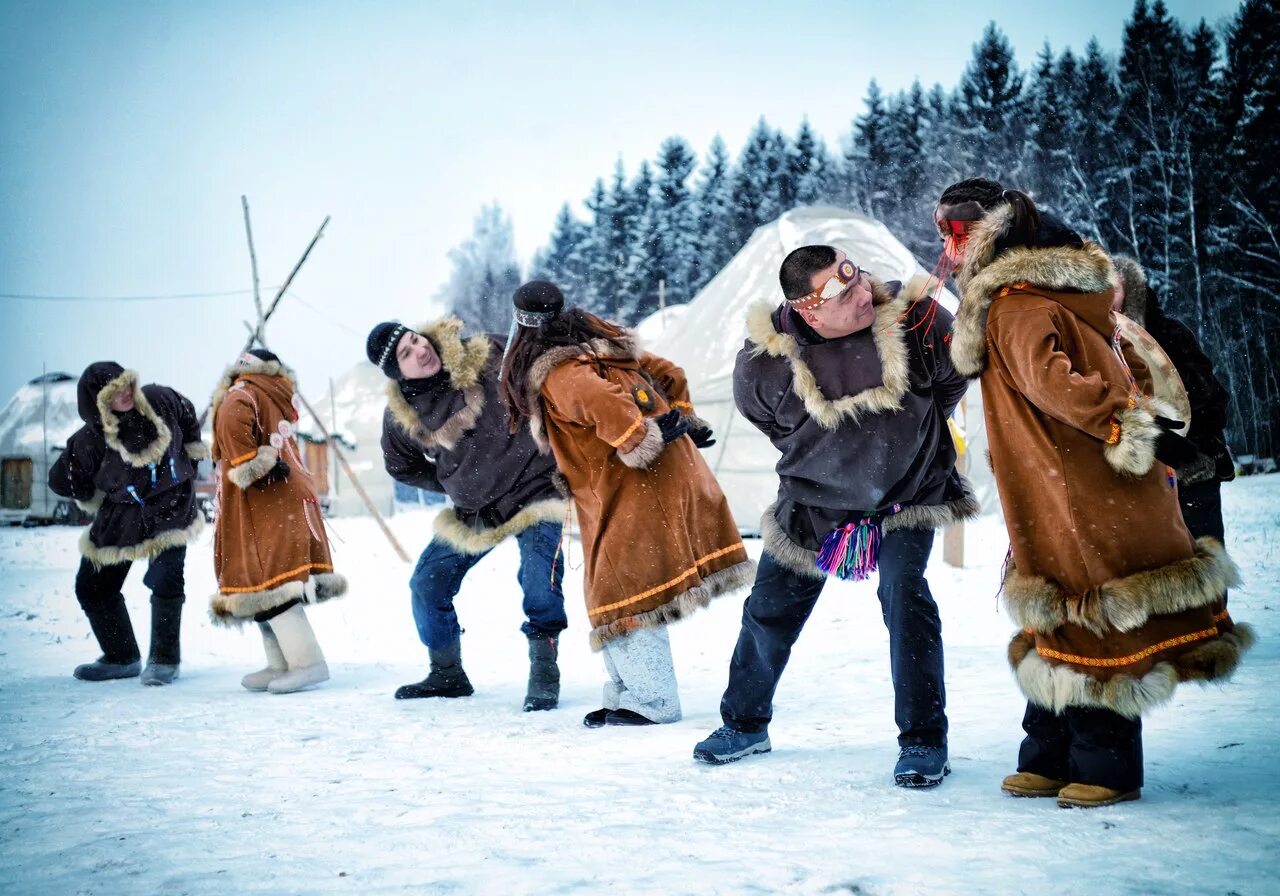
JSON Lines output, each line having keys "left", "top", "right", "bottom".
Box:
{"left": 1002, "top": 772, "right": 1067, "bottom": 798}
{"left": 1056, "top": 783, "right": 1141, "bottom": 808}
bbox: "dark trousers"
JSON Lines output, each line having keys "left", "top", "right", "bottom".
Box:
{"left": 1179, "top": 479, "right": 1225, "bottom": 543}
{"left": 74, "top": 546, "right": 187, "bottom": 664}
{"left": 720, "top": 527, "right": 948, "bottom": 746}
{"left": 1017, "top": 702, "right": 1143, "bottom": 791}
{"left": 408, "top": 521, "right": 568, "bottom": 651}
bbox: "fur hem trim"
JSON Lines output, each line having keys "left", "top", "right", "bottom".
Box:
{"left": 951, "top": 203, "right": 1116, "bottom": 377}
{"left": 1104, "top": 405, "right": 1161, "bottom": 477}
{"left": 383, "top": 319, "right": 493, "bottom": 452}
{"left": 1003, "top": 538, "right": 1241, "bottom": 637}
{"left": 75, "top": 490, "right": 106, "bottom": 515}
{"left": 226, "top": 445, "right": 279, "bottom": 489}
{"left": 617, "top": 418, "right": 664, "bottom": 469}
{"left": 1112, "top": 255, "right": 1149, "bottom": 324}
{"left": 184, "top": 441, "right": 210, "bottom": 461}
{"left": 432, "top": 498, "right": 567, "bottom": 555}
{"left": 524, "top": 334, "right": 639, "bottom": 453}
{"left": 588, "top": 558, "right": 756, "bottom": 651}
{"left": 1009, "top": 623, "right": 1256, "bottom": 719}
{"left": 81, "top": 512, "right": 204, "bottom": 568}
{"left": 744, "top": 279, "right": 910, "bottom": 431}
{"left": 210, "top": 571, "right": 348, "bottom": 628}
{"left": 882, "top": 475, "right": 981, "bottom": 533}
{"left": 208, "top": 357, "right": 297, "bottom": 439}
{"left": 759, "top": 503, "right": 825, "bottom": 580}
{"left": 97, "top": 370, "right": 173, "bottom": 467}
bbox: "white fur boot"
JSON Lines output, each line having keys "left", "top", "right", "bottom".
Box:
{"left": 265, "top": 604, "right": 329, "bottom": 694}
{"left": 241, "top": 622, "right": 288, "bottom": 691}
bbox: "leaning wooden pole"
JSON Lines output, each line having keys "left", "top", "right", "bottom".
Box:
{"left": 241, "top": 195, "right": 263, "bottom": 323}
{"left": 240, "top": 215, "right": 330, "bottom": 356}
{"left": 295, "top": 391, "right": 410, "bottom": 563}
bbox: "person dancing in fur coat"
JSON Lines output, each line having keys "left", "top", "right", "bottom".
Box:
{"left": 48, "top": 362, "right": 208, "bottom": 685}
{"left": 936, "top": 178, "right": 1252, "bottom": 808}
{"left": 501, "top": 280, "right": 755, "bottom": 727}
{"left": 209, "top": 349, "right": 348, "bottom": 694}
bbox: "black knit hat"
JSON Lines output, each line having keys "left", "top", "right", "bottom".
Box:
{"left": 366, "top": 321, "right": 411, "bottom": 379}
{"left": 512, "top": 280, "right": 564, "bottom": 327}
{"left": 246, "top": 347, "right": 281, "bottom": 365}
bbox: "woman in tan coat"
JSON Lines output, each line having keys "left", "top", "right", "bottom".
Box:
{"left": 938, "top": 179, "right": 1251, "bottom": 807}
{"left": 210, "top": 349, "right": 347, "bottom": 693}
{"left": 501, "top": 281, "right": 754, "bottom": 727}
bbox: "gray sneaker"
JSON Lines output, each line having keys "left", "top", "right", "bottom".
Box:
{"left": 693, "top": 725, "right": 771, "bottom": 765}
{"left": 894, "top": 744, "right": 950, "bottom": 788}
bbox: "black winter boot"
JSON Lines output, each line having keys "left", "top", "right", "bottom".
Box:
{"left": 76, "top": 592, "right": 141, "bottom": 680}
{"left": 395, "top": 642, "right": 474, "bottom": 700}
{"left": 523, "top": 633, "right": 560, "bottom": 712}
{"left": 141, "top": 594, "right": 184, "bottom": 686}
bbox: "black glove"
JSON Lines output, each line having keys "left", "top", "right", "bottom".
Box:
{"left": 1152, "top": 416, "right": 1198, "bottom": 468}
{"left": 254, "top": 459, "right": 291, "bottom": 489}
{"left": 687, "top": 423, "right": 716, "bottom": 449}
{"left": 655, "top": 409, "right": 690, "bottom": 444}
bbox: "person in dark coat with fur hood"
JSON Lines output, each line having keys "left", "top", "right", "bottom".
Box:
{"left": 210, "top": 348, "right": 348, "bottom": 694}
{"left": 48, "top": 362, "right": 208, "bottom": 685}
{"left": 937, "top": 178, "right": 1251, "bottom": 808}
{"left": 693, "top": 246, "right": 976, "bottom": 786}
{"left": 1112, "top": 255, "right": 1235, "bottom": 545}
{"left": 367, "top": 316, "right": 568, "bottom": 711}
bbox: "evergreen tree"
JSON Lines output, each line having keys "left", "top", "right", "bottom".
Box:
{"left": 530, "top": 203, "right": 592, "bottom": 308}
{"left": 957, "top": 22, "right": 1025, "bottom": 180}
{"left": 439, "top": 203, "right": 522, "bottom": 334}
{"left": 652, "top": 136, "right": 700, "bottom": 307}
{"left": 692, "top": 135, "right": 735, "bottom": 292}
{"left": 625, "top": 161, "right": 658, "bottom": 321}
{"left": 728, "top": 118, "right": 776, "bottom": 247}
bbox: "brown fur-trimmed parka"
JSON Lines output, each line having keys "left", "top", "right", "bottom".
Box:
{"left": 951, "top": 204, "right": 1252, "bottom": 718}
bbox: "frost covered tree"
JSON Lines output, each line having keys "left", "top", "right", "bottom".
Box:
{"left": 440, "top": 203, "right": 522, "bottom": 334}
{"left": 691, "top": 135, "right": 736, "bottom": 292}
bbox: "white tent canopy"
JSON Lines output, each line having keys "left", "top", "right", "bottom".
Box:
{"left": 643, "top": 205, "right": 994, "bottom": 533}
{"left": 0, "top": 372, "right": 82, "bottom": 523}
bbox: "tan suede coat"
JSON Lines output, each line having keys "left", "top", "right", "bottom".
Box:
{"left": 209, "top": 357, "right": 346, "bottom": 624}
{"left": 951, "top": 204, "right": 1250, "bottom": 717}
{"left": 525, "top": 335, "right": 754, "bottom": 649}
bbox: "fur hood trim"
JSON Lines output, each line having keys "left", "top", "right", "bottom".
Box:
{"left": 1003, "top": 537, "right": 1241, "bottom": 638}
{"left": 384, "top": 318, "right": 493, "bottom": 452}
{"left": 588, "top": 559, "right": 756, "bottom": 651}
{"left": 81, "top": 512, "right": 203, "bottom": 568}
{"left": 1112, "top": 254, "right": 1149, "bottom": 324}
{"left": 759, "top": 485, "right": 978, "bottom": 580}
{"left": 97, "top": 370, "right": 172, "bottom": 467}
{"left": 744, "top": 277, "right": 910, "bottom": 431}
{"left": 209, "top": 571, "right": 348, "bottom": 627}
{"left": 209, "top": 357, "right": 297, "bottom": 439}
{"left": 431, "top": 497, "right": 567, "bottom": 556}
{"left": 950, "top": 203, "right": 1116, "bottom": 377}
{"left": 524, "top": 334, "right": 640, "bottom": 453}
{"left": 1009, "top": 623, "right": 1255, "bottom": 719}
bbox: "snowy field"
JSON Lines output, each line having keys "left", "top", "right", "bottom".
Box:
{"left": 1, "top": 477, "right": 1277, "bottom": 896}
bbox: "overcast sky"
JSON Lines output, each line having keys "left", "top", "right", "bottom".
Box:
{"left": 0, "top": 0, "right": 1241, "bottom": 409}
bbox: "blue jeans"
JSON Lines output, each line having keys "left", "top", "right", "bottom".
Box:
{"left": 720, "top": 527, "right": 948, "bottom": 746}
{"left": 408, "top": 521, "right": 567, "bottom": 650}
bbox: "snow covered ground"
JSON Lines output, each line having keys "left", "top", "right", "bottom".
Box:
{"left": 1, "top": 476, "right": 1276, "bottom": 896}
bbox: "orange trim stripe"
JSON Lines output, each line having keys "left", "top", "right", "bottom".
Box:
{"left": 672, "top": 400, "right": 693, "bottom": 410}
{"left": 220, "top": 562, "right": 333, "bottom": 594}
{"left": 588, "top": 544, "right": 747, "bottom": 617}
{"left": 227, "top": 449, "right": 260, "bottom": 466}
{"left": 1037, "top": 626, "right": 1220, "bottom": 668}
{"left": 607, "top": 416, "right": 645, "bottom": 449}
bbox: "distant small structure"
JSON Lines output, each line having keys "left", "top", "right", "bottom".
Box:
{"left": 0, "top": 372, "right": 83, "bottom": 525}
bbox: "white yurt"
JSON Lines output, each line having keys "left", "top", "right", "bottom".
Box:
{"left": 641, "top": 205, "right": 994, "bottom": 534}
{"left": 0, "top": 372, "right": 83, "bottom": 524}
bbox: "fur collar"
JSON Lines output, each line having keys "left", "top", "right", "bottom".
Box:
{"left": 96, "top": 369, "right": 172, "bottom": 467}
{"left": 1112, "top": 255, "right": 1149, "bottom": 324}
{"left": 209, "top": 356, "right": 297, "bottom": 434}
{"left": 523, "top": 333, "right": 639, "bottom": 452}
{"left": 385, "top": 317, "right": 493, "bottom": 452}
{"left": 951, "top": 203, "right": 1116, "bottom": 377}
{"left": 744, "top": 276, "right": 911, "bottom": 431}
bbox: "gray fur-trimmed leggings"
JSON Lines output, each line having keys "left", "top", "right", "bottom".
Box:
{"left": 600, "top": 625, "right": 682, "bottom": 723}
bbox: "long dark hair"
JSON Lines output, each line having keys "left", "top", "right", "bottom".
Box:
{"left": 500, "top": 307, "right": 630, "bottom": 431}
{"left": 938, "top": 178, "right": 1081, "bottom": 256}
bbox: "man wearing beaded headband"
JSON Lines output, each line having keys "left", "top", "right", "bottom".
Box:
{"left": 365, "top": 316, "right": 568, "bottom": 711}
{"left": 692, "top": 245, "right": 975, "bottom": 787}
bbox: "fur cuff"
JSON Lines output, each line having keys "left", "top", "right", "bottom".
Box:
{"left": 75, "top": 490, "right": 106, "bottom": 515}
{"left": 759, "top": 503, "right": 825, "bottom": 580}
{"left": 1104, "top": 406, "right": 1161, "bottom": 477}
{"left": 184, "top": 441, "right": 210, "bottom": 461}
{"left": 617, "top": 418, "right": 664, "bottom": 469}
{"left": 1009, "top": 623, "right": 1255, "bottom": 719}
{"left": 432, "top": 498, "right": 567, "bottom": 556}
{"left": 588, "top": 558, "right": 756, "bottom": 651}
{"left": 226, "top": 445, "right": 279, "bottom": 489}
